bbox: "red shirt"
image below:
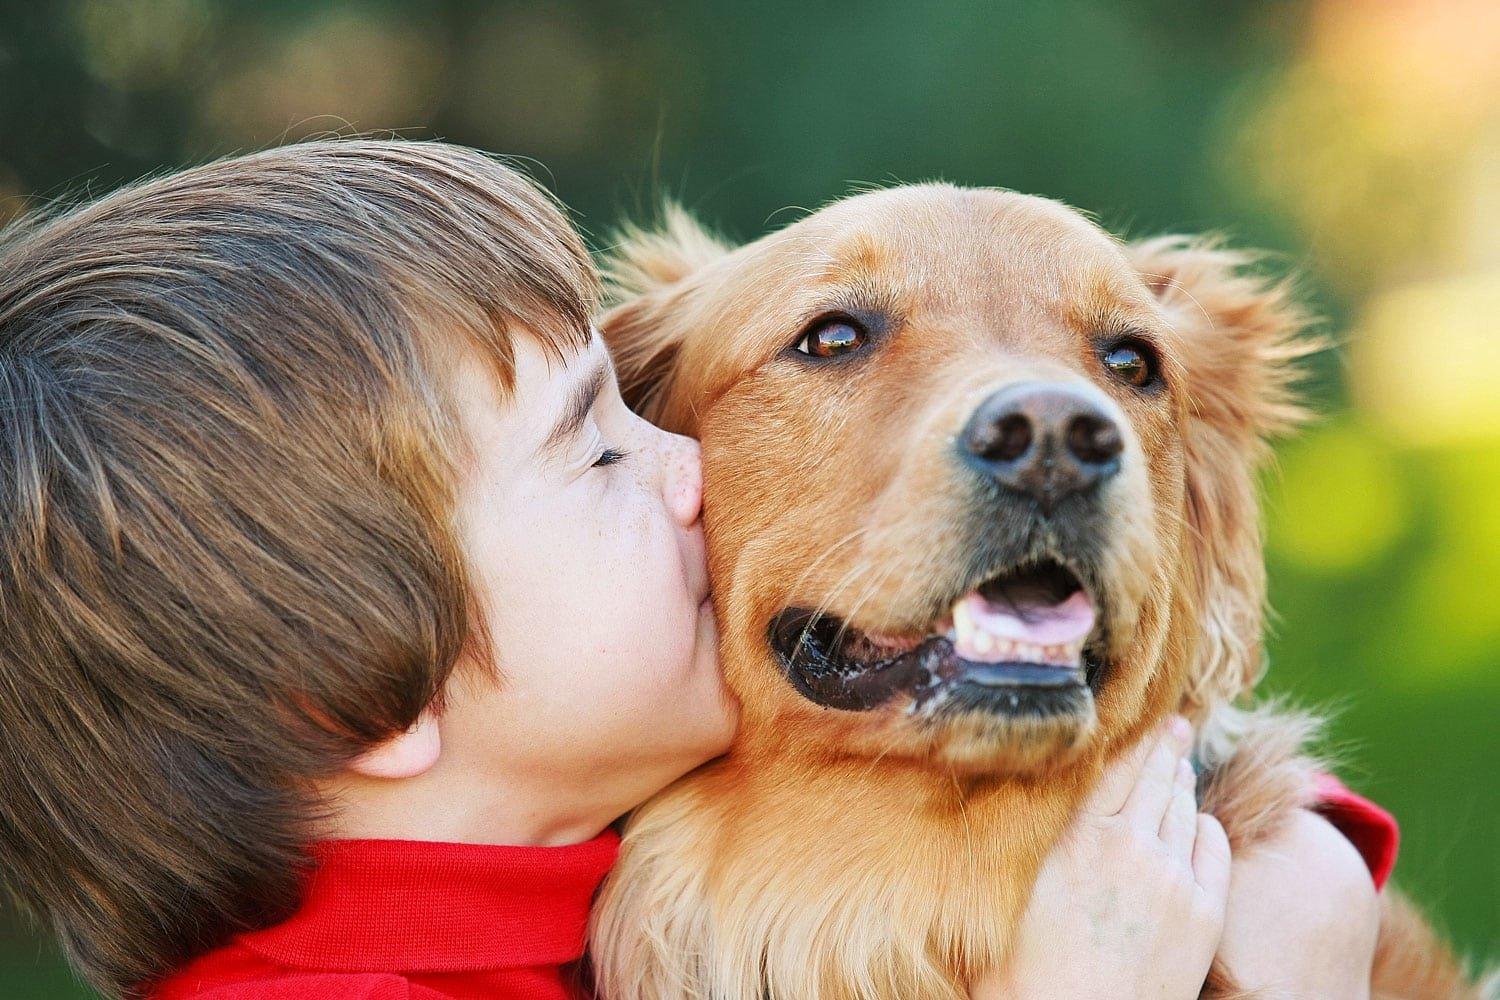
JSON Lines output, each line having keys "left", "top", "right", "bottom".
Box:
{"left": 149, "top": 780, "right": 1396, "bottom": 1000}
{"left": 152, "top": 832, "right": 619, "bottom": 1000}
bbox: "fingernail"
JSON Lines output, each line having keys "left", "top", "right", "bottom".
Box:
{"left": 1168, "top": 714, "right": 1192, "bottom": 748}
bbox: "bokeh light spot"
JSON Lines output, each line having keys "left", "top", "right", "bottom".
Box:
{"left": 1352, "top": 271, "right": 1500, "bottom": 448}
{"left": 1268, "top": 418, "right": 1408, "bottom": 572}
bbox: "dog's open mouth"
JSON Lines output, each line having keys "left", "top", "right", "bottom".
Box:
{"left": 769, "top": 558, "right": 1105, "bottom": 715}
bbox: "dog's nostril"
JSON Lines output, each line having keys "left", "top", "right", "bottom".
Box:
{"left": 965, "top": 410, "right": 1032, "bottom": 464}
{"left": 1066, "top": 414, "right": 1123, "bottom": 465}
{"left": 971, "top": 413, "right": 1032, "bottom": 463}
{"left": 995, "top": 414, "right": 1033, "bottom": 462}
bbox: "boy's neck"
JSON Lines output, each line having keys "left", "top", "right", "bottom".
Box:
{"left": 321, "top": 753, "right": 627, "bottom": 848}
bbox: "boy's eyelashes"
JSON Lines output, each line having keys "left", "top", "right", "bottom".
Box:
{"left": 593, "top": 447, "right": 628, "bottom": 468}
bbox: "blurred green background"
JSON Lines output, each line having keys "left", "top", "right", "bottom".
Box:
{"left": 1, "top": 0, "right": 1495, "bottom": 995}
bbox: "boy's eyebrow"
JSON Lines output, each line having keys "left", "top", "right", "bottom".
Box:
{"left": 541, "top": 359, "right": 610, "bottom": 455}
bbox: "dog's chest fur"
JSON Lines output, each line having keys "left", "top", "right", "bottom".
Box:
{"left": 588, "top": 703, "right": 1366, "bottom": 1000}
{"left": 591, "top": 745, "right": 1096, "bottom": 1000}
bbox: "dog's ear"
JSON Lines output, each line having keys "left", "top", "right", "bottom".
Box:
{"left": 1126, "top": 237, "right": 1318, "bottom": 712}
{"left": 599, "top": 204, "right": 732, "bottom": 421}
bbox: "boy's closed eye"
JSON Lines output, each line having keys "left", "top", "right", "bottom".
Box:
{"left": 593, "top": 447, "right": 628, "bottom": 468}
{"left": 538, "top": 350, "right": 634, "bottom": 476}
{"left": 541, "top": 358, "right": 610, "bottom": 457}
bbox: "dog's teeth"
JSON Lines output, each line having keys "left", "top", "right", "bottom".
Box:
{"left": 949, "top": 590, "right": 1089, "bottom": 666}
{"left": 953, "top": 599, "right": 973, "bottom": 635}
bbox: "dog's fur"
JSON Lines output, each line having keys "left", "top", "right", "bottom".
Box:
{"left": 588, "top": 186, "right": 1481, "bottom": 999}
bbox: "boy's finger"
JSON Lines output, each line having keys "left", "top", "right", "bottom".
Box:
{"left": 1159, "top": 757, "right": 1198, "bottom": 857}
{"left": 1082, "top": 716, "right": 1189, "bottom": 816}
{"left": 1120, "top": 728, "right": 1189, "bottom": 829}
{"left": 1191, "top": 813, "right": 1233, "bottom": 908}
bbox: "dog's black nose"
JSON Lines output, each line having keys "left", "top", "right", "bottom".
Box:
{"left": 960, "top": 383, "right": 1123, "bottom": 513}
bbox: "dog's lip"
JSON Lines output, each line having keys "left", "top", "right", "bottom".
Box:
{"left": 959, "top": 662, "right": 1086, "bottom": 688}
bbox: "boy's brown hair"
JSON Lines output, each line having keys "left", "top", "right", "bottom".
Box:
{"left": 0, "top": 140, "right": 596, "bottom": 997}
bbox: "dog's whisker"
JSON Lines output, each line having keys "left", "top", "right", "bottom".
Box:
{"left": 787, "top": 523, "right": 879, "bottom": 606}
{"left": 837, "top": 552, "right": 909, "bottom": 645}
{"left": 803, "top": 526, "right": 898, "bottom": 629}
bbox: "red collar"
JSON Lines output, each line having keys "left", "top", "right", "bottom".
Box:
{"left": 235, "top": 832, "right": 620, "bottom": 974}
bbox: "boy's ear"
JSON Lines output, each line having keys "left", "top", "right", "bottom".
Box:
{"left": 1126, "top": 236, "right": 1318, "bottom": 712}
{"left": 347, "top": 709, "right": 442, "bottom": 780}
{"left": 599, "top": 204, "right": 731, "bottom": 422}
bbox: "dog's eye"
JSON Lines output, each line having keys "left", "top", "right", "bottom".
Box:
{"left": 795, "top": 317, "right": 868, "bottom": 359}
{"left": 1101, "top": 340, "right": 1158, "bottom": 389}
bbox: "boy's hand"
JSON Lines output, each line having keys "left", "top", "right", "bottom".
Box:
{"left": 1216, "top": 807, "right": 1380, "bottom": 998}
{"left": 972, "top": 717, "right": 1231, "bottom": 1000}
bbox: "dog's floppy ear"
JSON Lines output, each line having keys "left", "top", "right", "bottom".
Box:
{"left": 1127, "top": 237, "right": 1318, "bottom": 712}
{"left": 599, "top": 204, "right": 732, "bottom": 421}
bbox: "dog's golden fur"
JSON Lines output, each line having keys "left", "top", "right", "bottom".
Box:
{"left": 589, "top": 186, "right": 1481, "bottom": 999}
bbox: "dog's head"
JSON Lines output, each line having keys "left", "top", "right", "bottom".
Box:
{"left": 601, "top": 186, "right": 1309, "bottom": 774}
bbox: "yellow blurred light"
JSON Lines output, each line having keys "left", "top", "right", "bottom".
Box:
{"left": 1351, "top": 271, "right": 1500, "bottom": 447}
{"left": 1268, "top": 419, "right": 1408, "bottom": 573}
{"left": 1309, "top": 0, "right": 1500, "bottom": 140}
{"left": 1223, "top": 0, "right": 1500, "bottom": 291}
{"left": 1459, "top": 132, "right": 1500, "bottom": 270}
{"left": 1226, "top": 64, "right": 1468, "bottom": 291}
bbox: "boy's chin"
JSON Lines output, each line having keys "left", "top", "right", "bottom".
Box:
{"left": 666, "top": 663, "right": 738, "bottom": 772}
{"left": 603, "top": 698, "right": 734, "bottom": 821}
{"left": 683, "top": 656, "right": 738, "bottom": 751}
{"left": 667, "top": 714, "right": 737, "bottom": 785}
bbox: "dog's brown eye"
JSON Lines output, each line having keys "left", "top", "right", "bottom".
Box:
{"left": 795, "top": 318, "right": 868, "bottom": 359}
{"left": 1101, "top": 341, "right": 1157, "bottom": 388}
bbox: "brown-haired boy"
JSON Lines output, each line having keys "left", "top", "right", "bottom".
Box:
{"left": 0, "top": 141, "right": 1386, "bottom": 1000}
{"left": 0, "top": 140, "right": 732, "bottom": 997}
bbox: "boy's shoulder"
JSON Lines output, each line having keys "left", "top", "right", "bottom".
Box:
{"left": 150, "top": 833, "right": 616, "bottom": 1000}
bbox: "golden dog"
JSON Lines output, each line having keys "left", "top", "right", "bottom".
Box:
{"left": 588, "top": 185, "right": 1478, "bottom": 999}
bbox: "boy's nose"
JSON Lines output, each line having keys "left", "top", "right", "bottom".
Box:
{"left": 662, "top": 432, "right": 703, "bottom": 527}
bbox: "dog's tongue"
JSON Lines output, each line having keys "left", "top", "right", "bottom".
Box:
{"left": 954, "top": 588, "right": 1096, "bottom": 647}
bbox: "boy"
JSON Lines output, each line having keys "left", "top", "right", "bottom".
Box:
{"left": 0, "top": 141, "right": 1386, "bottom": 999}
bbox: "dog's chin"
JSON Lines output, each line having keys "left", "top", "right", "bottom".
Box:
{"left": 921, "top": 685, "right": 1098, "bottom": 773}
{"left": 768, "top": 557, "right": 1109, "bottom": 773}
